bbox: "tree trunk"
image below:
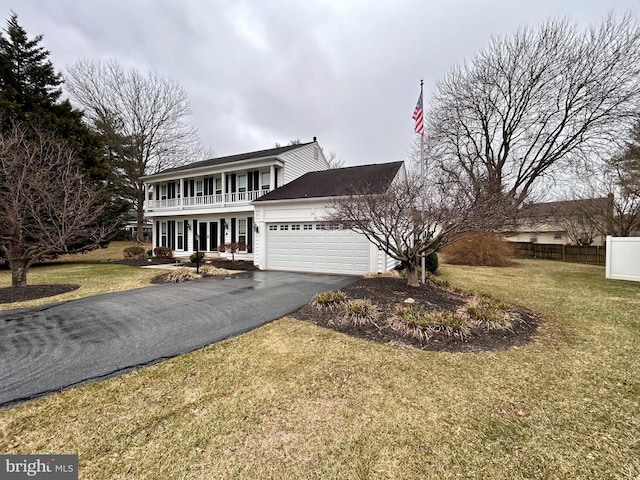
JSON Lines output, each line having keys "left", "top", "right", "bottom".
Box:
{"left": 405, "top": 264, "right": 420, "bottom": 287}
{"left": 9, "top": 259, "right": 28, "bottom": 287}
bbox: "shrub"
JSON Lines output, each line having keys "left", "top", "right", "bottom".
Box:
{"left": 199, "top": 265, "right": 227, "bottom": 277}
{"left": 393, "top": 305, "right": 471, "bottom": 340}
{"left": 165, "top": 267, "right": 200, "bottom": 283}
{"left": 153, "top": 246, "right": 174, "bottom": 259}
{"left": 123, "top": 245, "right": 147, "bottom": 259}
{"left": 312, "top": 290, "right": 348, "bottom": 309}
{"left": 441, "top": 232, "right": 514, "bottom": 266}
{"left": 466, "top": 296, "right": 514, "bottom": 331}
{"left": 190, "top": 251, "right": 205, "bottom": 263}
{"left": 342, "top": 299, "right": 378, "bottom": 326}
{"left": 425, "top": 251, "right": 439, "bottom": 273}
{"left": 146, "top": 249, "right": 153, "bottom": 258}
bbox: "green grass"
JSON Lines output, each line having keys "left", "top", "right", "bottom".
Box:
{"left": 1, "top": 259, "right": 639, "bottom": 479}
{"left": 0, "top": 241, "right": 166, "bottom": 311}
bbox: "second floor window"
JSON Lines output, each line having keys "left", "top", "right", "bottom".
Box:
{"left": 238, "top": 175, "right": 247, "bottom": 193}
{"left": 160, "top": 184, "right": 167, "bottom": 200}
{"left": 196, "top": 180, "right": 203, "bottom": 197}
{"left": 261, "top": 172, "right": 270, "bottom": 190}
{"left": 215, "top": 177, "right": 222, "bottom": 195}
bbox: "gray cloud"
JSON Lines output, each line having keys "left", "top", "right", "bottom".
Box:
{"left": 6, "top": 0, "right": 639, "bottom": 164}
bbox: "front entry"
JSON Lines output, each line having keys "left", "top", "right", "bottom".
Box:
{"left": 198, "top": 222, "right": 208, "bottom": 251}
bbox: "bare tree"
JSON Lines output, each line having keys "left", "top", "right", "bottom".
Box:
{"left": 427, "top": 14, "right": 640, "bottom": 211}
{"left": 327, "top": 167, "right": 506, "bottom": 287}
{"left": 554, "top": 198, "right": 611, "bottom": 245}
{"left": 64, "top": 59, "right": 206, "bottom": 241}
{"left": 325, "top": 151, "right": 345, "bottom": 169}
{"left": 0, "top": 121, "right": 117, "bottom": 286}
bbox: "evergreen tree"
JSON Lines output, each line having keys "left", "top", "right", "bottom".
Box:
{"left": 0, "top": 11, "right": 107, "bottom": 178}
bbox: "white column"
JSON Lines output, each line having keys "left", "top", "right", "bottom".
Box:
{"left": 269, "top": 165, "right": 275, "bottom": 190}
{"left": 180, "top": 178, "right": 184, "bottom": 207}
{"left": 221, "top": 172, "right": 226, "bottom": 205}
{"left": 143, "top": 183, "right": 148, "bottom": 211}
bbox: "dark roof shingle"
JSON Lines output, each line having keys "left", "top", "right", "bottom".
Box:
{"left": 520, "top": 197, "right": 611, "bottom": 218}
{"left": 157, "top": 141, "right": 315, "bottom": 175}
{"left": 254, "top": 161, "right": 404, "bottom": 202}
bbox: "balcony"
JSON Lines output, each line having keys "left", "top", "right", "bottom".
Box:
{"left": 147, "top": 189, "right": 270, "bottom": 211}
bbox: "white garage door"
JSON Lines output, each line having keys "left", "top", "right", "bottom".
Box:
{"left": 265, "top": 222, "right": 371, "bottom": 274}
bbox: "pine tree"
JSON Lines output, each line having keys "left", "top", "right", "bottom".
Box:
{"left": 0, "top": 11, "right": 107, "bottom": 177}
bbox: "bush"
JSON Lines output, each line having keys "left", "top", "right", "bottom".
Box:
{"left": 342, "top": 299, "right": 378, "bottom": 326}
{"left": 190, "top": 251, "right": 205, "bottom": 263}
{"left": 393, "top": 305, "right": 471, "bottom": 340}
{"left": 146, "top": 249, "right": 153, "bottom": 258}
{"left": 153, "top": 246, "right": 174, "bottom": 259}
{"left": 123, "top": 245, "right": 147, "bottom": 259}
{"left": 466, "top": 296, "right": 514, "bottom": 331}
{"left": 199, "top": 265, "right": 227, "bottom": 277}
{"left": 425, "top": 251, "right": 439, "bottom": 273}
{"left": 441, "top": 232, "right": 514, "bottom": 266}
{"left": 165, "top": 267, "right": 200, "bottom": 283}
{"left": 312, "top": 290, "right": 348, "bottom": 309}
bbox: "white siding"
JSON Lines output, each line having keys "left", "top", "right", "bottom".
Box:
{"left": 254, "top": 199, "right": 398, "bottom": 275}
{"left": 606, "top": 236, "right": 640, "bottom": 282}
{"left": 280, "top": 142, "right": 329, "bottom": 184}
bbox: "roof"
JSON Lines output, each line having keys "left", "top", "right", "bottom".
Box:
{"left": 254, "top": 161, "right": 404, "bottom": 202}
{"left": 155, "top": 141, "right": 315, "bottom": 175}
{"left": 520, "top": 197, "right": 611, "bottom": 218}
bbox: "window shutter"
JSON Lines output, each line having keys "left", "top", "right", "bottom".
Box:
{"left": 193, "top": 220, "right": 198, "bottom": 250}
{"left": 247, "top": 216, "right": 253, "bottom": 253}
{"left": 231, "top": 217, "right": 236, "bottom": 243}
{"left": 220, "top": 219, "right": 225, "bottom": 247}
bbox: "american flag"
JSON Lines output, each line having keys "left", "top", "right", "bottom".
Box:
{"left": 412, "top": 92, "right": 424, "bottom": 135}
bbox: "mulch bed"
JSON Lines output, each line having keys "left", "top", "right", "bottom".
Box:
{"left": 294, "top": 276, "right": 540, "bottom": 353}
{"left": 0, "top": 284, "right": 80, "bottom": 304}
{"left": 187, "top": 259, "right": 260, "bottom": 271}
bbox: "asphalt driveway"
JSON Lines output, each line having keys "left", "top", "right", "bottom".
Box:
{"left": 0, "top": 271, "right": 356, "bottom": 407}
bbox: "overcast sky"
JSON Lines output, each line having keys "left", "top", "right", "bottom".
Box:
{"left": 5, "top": 0, "right": 639, "bottom": 166}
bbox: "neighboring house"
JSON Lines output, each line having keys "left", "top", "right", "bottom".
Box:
{"left": 506, "top": 197, "right": 612, "bottom": 246}
{"left": 141, "top": 140, "right": 329, "bottom": 261}
{"left": 253, "top": 161, "right": 404, "bottom": 275}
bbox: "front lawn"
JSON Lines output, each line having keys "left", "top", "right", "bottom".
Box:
{"left": 1, "top": 260, "right": 639, "bottom": 479}
{"left": 0, "top": 242, "right": 165, "bottom": 311}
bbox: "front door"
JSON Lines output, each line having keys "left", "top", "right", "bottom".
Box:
{"left": 199, "top": 222, "right": 208, "bottom": 251}
{"left": 209, "top": 222, "right": 218, "bottom": 251}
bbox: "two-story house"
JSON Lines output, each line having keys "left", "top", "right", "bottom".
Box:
{"left": 142, "top": 139, "right": 403, "bottom": 275}
{"left": 141, "top": 140, "right": 329, "bottom": 261}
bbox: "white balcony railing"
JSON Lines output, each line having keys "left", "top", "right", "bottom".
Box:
{"left": 148, "top": 189, "right": 270, "bottom": 210}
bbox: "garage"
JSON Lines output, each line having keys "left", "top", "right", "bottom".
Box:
{"left": 265, "top": 222, "right": 372, "bottom": 274}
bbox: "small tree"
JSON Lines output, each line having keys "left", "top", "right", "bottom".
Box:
{"left": 0, "top": 121, "right": 117, "bottom": 286}
{"left": 219, "top": 242, "right": 246, "bottom": 262}
{"left": 327, "top": 170, "right": 505, "bottom": 287}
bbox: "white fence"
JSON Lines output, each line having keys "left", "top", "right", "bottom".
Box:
{"left": 606, "top": 236, "right": 640, "bottom": 282}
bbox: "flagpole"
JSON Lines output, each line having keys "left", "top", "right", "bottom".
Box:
{"left": 419, "top": 79, "right": 426, "bottom": 285}
{"left": 420, "top": 79, "right": 425, "bottom": 183}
